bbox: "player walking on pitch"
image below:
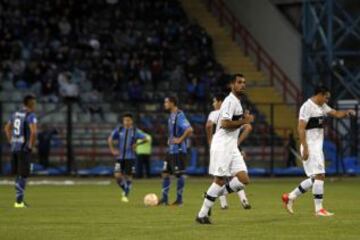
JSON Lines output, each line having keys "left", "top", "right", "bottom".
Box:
{"left": 205, "top": 93, "right": 252, "bottom": 210}
{"left": 196, "top": 74, "right": 254, "bottom": 224}
{"left": 282, "top": 85, "right": 355, "bottom": 216}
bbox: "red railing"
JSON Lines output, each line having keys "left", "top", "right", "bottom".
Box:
{"left": 206, "top": 0, "right": 302, "bottom": 105}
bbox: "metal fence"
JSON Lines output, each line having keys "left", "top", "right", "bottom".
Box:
{"left": 0, "top": 99, "right": 358, "bottom": 176}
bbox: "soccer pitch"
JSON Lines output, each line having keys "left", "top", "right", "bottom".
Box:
{"left": 0, "top": 177, "right": 359, "bottom": 240}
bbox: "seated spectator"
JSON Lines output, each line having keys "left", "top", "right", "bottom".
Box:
{"left": 82, "top": 89, "right": 105, "bottom": 122}
{"left": 128, "top": 78, "right": 143, "bottom": 103}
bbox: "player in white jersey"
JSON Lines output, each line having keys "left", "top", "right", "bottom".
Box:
{"left": 206, "top": 93, "right": 252, "bottom": 210}
{"left": 196, "top": 74, "right": 254, "bottom": 224}
{"left": 282, "top": 85, "right": 355, "bottom": 217}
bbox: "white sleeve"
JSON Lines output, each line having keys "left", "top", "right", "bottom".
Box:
{"left": 207, "top": 112, "right": 216, "bottom": 123}
{"left": 299, "top": 104, "right": 310, "bottom": 122}
{"left": 220, "top": 100, "right": 235, "bottom": 120}
{"left": 322, "top": 104, "right": 333, "bottom": 115}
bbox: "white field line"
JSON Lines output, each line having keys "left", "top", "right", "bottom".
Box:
{"left": 0, "top": 180, "right": 111, "bottom": 186}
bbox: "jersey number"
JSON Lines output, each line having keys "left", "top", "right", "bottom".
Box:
{"left": 13, "top": 118, "right": 21, "bottom": 136}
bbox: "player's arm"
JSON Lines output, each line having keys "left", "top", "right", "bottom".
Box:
{"left": 136, "top": 136, "right": 149, "bottom": 145}
{"left": 238, "top": 123, "right": 252, "bottom": 146}
{"left": 298, "top": 119, "right": 309, "bottom": 161}
{"left": 28, "top": 123, "right": 37, "bottom": 150}
{"left": 205, "top": 120, "right": 214, "bottom": 145}
{"left": 172, "top": 127, "right": 193, "bottom": 144}
{"left": 133, "top": 132, "right": 149, "bottom": 148}
{"left": 4, "top": 121, "right": 12, "bottom": 143}
{"left": 327, "top": 109, "right": 355, "bottom": 119}
{"left": 221, "top": 113, "right": 254, "bottom": 130}
{"left": 107, "top": 133, "right": 120, "bottom": 156}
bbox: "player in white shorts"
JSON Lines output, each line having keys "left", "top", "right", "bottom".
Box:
{"left": 282, "top": 85, "right": 355, "bottom": 217}
{"left": 196, "top": 74, "right": 254, "bottom": 224}
{"left": 206, "top": 93, "right": 252, "bottom": 210}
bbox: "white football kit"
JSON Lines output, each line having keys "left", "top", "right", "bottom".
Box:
{"left": 209, "top": 93, "right": 247, "bottom": 176}
{"left": 207, "top": 110, "right": 220, "bottom": 125}
{"left": 299, "top": 99, "right": 333, "bottom": 177}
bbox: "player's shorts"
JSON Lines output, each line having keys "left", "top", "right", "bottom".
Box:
{"left": 11, "top": 151, "right": 31, "bottom": 177}
{"left": 301, "top": 144, "right": 325, "bottom": 177}
{"left": 114, "top": 159, "right": 135, "bottom": 175}
{"left": 162, "top": 153, "right": 186, "bottom": 175}
{"left": 209, "top": 147, "right": 248, "bottom": 177}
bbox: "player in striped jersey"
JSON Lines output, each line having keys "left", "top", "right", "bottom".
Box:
{"left": 4, "top": 94, "right": 38, "bottom": 208}
{"left": 108, "top": 113, "right": 148, "bottom": 202}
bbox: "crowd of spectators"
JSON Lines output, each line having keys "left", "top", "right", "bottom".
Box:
{"left": 0, "top": 0, "right": 227, "bottom": 105}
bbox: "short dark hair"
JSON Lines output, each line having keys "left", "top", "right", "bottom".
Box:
{"left": 314, "top": 85, "right": 330, "bottom": 95}
{"left": 122, "top": 113, "right": 133, "bottom": 119}
{"left": 214, "top": 93, "right": 225, "bottom": 102}
{"left": 23, "top": 94, "right": 36, "bottom": 106}
{"left": 229, "top": 73, "right": 245, "bottom": 83}
{"left": 166, "top": 96, "right": 178, "bottom": 106}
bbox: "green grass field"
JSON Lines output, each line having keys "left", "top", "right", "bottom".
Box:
{"left": 0, "top": 177, "right": 359, "bottom": 240}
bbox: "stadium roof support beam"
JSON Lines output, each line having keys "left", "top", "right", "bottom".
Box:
{"left": 301, "top": 0, "right": 360, "bottom": 101}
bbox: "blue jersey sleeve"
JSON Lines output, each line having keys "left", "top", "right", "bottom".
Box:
{"left": 135, "top": 129, "right": 146, "bottom": 140}
{"left": 27, "top": 113, "right": 37, "bottom": 124}
{"left": 111, "top": 128, "right": 119, "bottom": 140}
{"left": 178, "top": 113, "right": 191, "bottom": 132}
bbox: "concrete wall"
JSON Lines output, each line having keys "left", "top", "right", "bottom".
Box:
{"left": 224, "top": 0, "right": 302, "bottom": 88}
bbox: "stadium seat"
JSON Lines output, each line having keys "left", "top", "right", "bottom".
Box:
{"left": 186, "top": 148, "right": 207, "bottom": 175}
{"left": 273, "top": 167, "right": 304, "bottom": 176}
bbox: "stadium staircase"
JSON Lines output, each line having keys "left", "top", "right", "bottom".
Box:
{"left": 181, "top": 0, "right": 298, "bottom": 135}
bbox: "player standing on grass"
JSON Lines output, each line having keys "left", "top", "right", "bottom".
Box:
{"left": 205, "top": 93, "right": 252, "bottom": 210}
{"left": 282, "top": 85, "right": 355, "bottom": 216}
{"left": 4, "top": 94, "right": 37, "bottom": 208}
{"left": 158, "top": 96, "right": 193, "bottom": 206}
{"left": 196, "top": 74, "right": 254, "bottom": 224}
{"left": 108, "top": 113, "right": 148, "bottom": 203}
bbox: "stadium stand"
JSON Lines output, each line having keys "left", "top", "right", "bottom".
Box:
{"left": 2, "top": 0, "right": 351, "bottom": 176}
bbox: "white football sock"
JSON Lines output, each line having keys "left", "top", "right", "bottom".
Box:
{"left": 198, "top": 182, "right": 222, "bottom": 218}
{"left": 312, "top": 179, "right": 324, "bottom": 212}
{"left": 221, "top": 177, "right": 244, "bottom": 195}
{"left": 289, "top": 178, "right": 313, "bottom": 200}
{"left": 219, "top": 195, "right": 228, "bottom": 208}
{"left": 237, "top": 189, "right": 247, "bottom": 202}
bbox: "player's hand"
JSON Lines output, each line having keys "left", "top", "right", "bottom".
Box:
{"left": 302, "top": 145, "right": 309, "bottom": 161}
{"left": 111, "top": 149, "right": 120, "bottom": 157}
{"left": 132, "top": 144, "right": 137, "bottom": 150}
{"left": 243, "top": 113, "right": 255, "bottom": 124}
{"left": 346, "top": 109, "right": 356, "bottom": 117}
{"left": 172, "top": 138, "right": 182, "bottom": 144}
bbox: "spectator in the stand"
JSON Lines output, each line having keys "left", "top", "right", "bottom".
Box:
{"left": 128, "top": 78, "right": 143, "bottom": 103}
{"left": 0, "top": 0, "right": 225, "bottom": 103}
{"left": 187, "top": 77, "right": 198, "bottom": 102}
{"left": 58, "top": 17, "right": 71, "bottom": 36}
{"left": 41, "top": 73, "right": 59, "bottom": 103}
{"left": 58, "top": 72, "right": 79, "bottom": 99}
{"left": 286, "top": 132, "right": 297, "bottom": 167}
{"left": 187, "top": 77, "right": 205, "bottom": 102}
{"left": 38, "top": 124, "right": 58, "bottom": 168}
{"left": 83, "top": 89, "right": 105, "bottom": 122}
{"left": 139, "top": 64, "right": 152, "bottom": 84}
{"left": 135, "top": 130, "right": 152, "bottom": 178}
